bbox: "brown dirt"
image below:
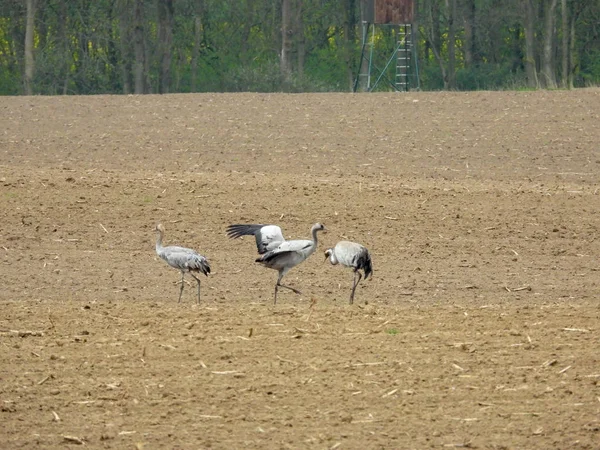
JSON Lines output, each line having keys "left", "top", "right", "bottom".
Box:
{"left": 1, "top": 90, "right": 599, "bottom": 449}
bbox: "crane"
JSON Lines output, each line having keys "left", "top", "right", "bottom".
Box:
{"left": 324, "top": 240, "right": 373, "bottom": 304}
{"left": 226, "top": 222, "right": 326, "bottom": 304}
{"left": 155, "top": 223, "right": 210, "bottom": 304}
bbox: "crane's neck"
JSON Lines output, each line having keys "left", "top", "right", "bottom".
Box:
{"left": 156, "top": 230, "right": 164, "bottom": 253}
{"left": 311, "top": 227, "right": 322, "bottom": 248}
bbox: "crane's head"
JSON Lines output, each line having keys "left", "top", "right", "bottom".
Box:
{"left": 324, "top": 248, "right": 333, "bottom": 262}
{"left": 156, "top": 223, "right": 165, "bottom": 233}
{"left": 312, "top": 223, "right": 326, "bottom": 233}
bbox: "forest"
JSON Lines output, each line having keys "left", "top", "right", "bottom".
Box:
{"left": 1, "top": 0, "right": 599, "bottom": 95}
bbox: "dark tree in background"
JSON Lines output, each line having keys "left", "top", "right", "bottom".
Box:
{"left": 523, "top": 0, "right": 539, "bottom": 88}
{"left": 541, "top": 0, "right": 559, "bottom": 88}
{"left": 132, "top": 0, "right": 147, "bottom": 94}
{"left": 23, "top": 0, "right": 35, "bottom": 95}
{"left": 0, "top": 0, "right": 599, "bottom": 94}
{"left": 157, "top": 0, "right": 174, "bottom": 94}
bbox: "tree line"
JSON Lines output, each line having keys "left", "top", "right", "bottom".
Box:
{"left": 1, "top": 0, "right": 599, "bottom": 95}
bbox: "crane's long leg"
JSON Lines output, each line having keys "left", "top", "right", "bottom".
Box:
{"left": 278, "top": 283, "right": 302, "bottom": 294}
{"left": 273, "top": 271, "right": 301, "bottom": 305}
{"left": 190, "top": 273, "right": 202, "bottom": 304}
{"left": 349, "top": 271, "right": 363, "bottom": 304}
{"left": 178, "top": 271, "right": 186, "bottom": 303}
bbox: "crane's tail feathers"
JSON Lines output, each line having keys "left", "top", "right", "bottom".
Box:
{"left": 189, "top": 256, "right": 211, "bottom": 276}
{"left": 359, "top": 252, "right": 373, "bottom": 279}
{"left": 226, "top": 224, "right": 265, "bottom": 239}
{"left": 203, "top": 258, "right": 211, "bottom": 276}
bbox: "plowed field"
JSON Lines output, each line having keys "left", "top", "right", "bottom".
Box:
{"left": 1, "top": 90, "right": 599, "bottom": 449}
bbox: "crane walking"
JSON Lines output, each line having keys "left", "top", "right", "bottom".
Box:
{"left": 324, "top": 241, "right": 373, "bottom": 304}
{"left": 226, "top": 222, "right": 326, "bottom": 304}
{"left": 155, "top": 223, "right": 211, "bottom": 304}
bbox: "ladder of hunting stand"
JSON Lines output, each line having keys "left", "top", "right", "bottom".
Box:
{"left": 395, "top": 24, "right": 412, "bottom": 91}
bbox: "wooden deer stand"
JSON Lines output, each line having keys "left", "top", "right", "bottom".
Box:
{"left": 354, "top": 0, "right": 420, "bottom": 92}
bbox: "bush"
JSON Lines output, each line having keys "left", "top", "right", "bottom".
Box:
{"left": 223, "top": 61, "right": 339, "bottom": 93}
{"left": 577, "top": 48, "right": 600, "bottom": 87}
{"left": 456, "top": 64, "right": 517, "bottom": 90}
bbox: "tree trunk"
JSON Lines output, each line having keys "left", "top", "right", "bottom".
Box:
{"left": 568, "top": 5, "right": 576, "bottom": 88}
{"left": 421, "top": 0, "right": 447, "bottom": 88}
{"left": 240, "top": 0, "right": 254, "bottom": 65}
{"left": 36, "top": 3, "right": 47, "bottom": 75}
{"left": 560, "top": 0, "right": 569, "bottom": 88}
{"left": 191, "top": 0, "right": 206, "bottom": 92}
{"left": 59, "top": 0, "right": 70, "bottom": 94}
{"left": 106, "top": 1, "right": 120, "bottom": 93}
{"left": 119, "top": 18, "right": 132, "bottom": 93}
{"left": 431, "top": 0, "right": 442, "bottom": 62}
{"left": 342, "top": 0, "right": 357, "bottom": 91}
{"left": 523, "top": 0, "right": 539, "bottom": 88}
{"left": 133, "top": 0, "right": 146, "bottom": 94}
{"left": 191, "top": 16, "right": 201, "bottom": 93}
{"left": 295, "top": 0, "right": 305, "bottom": 78}
{"left": 281, "top": 0, "right": 293, "bottom": 85}
{"left": 463, "top": 0, "right": 476, "bottom": 67}
{"left": 157, "top": 0, "right": 174, "bottom": 94}
{"left": 24, "top": 0, "right": 36, "bottom": 95}
{"left": 507, "top": 20, "right": 523, "bottom": 74}
{"left": 429, "top": 0, "right": 448, "bottom": 87}
{"left": 541, "top": 0, "right": 558, "bottom": 88}
{"left": 424, "top": 36, "right": 431, "bottom": 63}
{"left": 446, "top": 0, "right": 457, "bottom": 89}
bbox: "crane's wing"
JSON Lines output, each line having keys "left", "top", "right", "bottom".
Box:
{"left": 272, "top": 239, "right": 312, "bottom": 254}
{"left": 256, "top": 249, "right": 305, "bottom": 268}
{"left": 255, "top": 240, "right": 312, "bottom": 267}
{"left": 162, "top": 249, "right": 211, "bottom": 276}
{"left": 162, "top": 244, "right": 196, "bottom": 255}
{"left": 226, "top": 224, "right": 285, "bottom": 254}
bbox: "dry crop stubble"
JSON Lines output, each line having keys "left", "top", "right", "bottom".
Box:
{"left": 1, "top": 90, "right": 599, "bottom": 449}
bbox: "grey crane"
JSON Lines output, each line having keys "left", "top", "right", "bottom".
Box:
{"left": 226, "top": 222, "right": 326, "bottom": 304}
{"left": 155, "top": 223, "right": 211, "bottom": 304}
{"left": 324, "top": 240, "right": 373, "bottom": 304}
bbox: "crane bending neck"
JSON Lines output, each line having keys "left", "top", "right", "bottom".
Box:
{"left": 328, "top": 252, "right": 339, "bottom": 265}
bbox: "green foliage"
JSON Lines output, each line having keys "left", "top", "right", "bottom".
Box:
{"left": 419, "top": 62, "right": 445, "bottom": 90}
{"left": 456, "top": 64, "right": 518, "bottom": 91}
{"left": 223, "top": 60, "right": 339, "bottom": 93}
{"left": 223, "top": 61, "right": 282, "bottom": 92}
{"left": 0, "top": 67, "right": 19, "bottom": 94}
{"left": 304, "top": 45, "right": 350, "bottom": 92}
{"left": 1, "top": 0, "right": 600, "bottom": 94}
{"left": 578, "top": 47, "right": 600, "bottom": 86}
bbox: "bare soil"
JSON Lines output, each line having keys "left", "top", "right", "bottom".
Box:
{"left": 1, "top": 90, "right": 599, "bottom": 449}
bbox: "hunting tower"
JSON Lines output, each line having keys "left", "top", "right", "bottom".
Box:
{"left": 354, "top": 0, "right": 419, "bottom": 92}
